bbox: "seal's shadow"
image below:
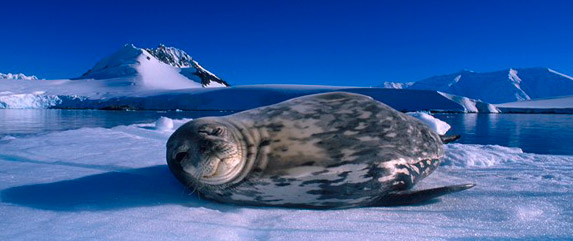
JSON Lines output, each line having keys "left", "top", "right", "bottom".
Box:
{"left": 1, "top": 165, "right": 215, "bottom": 211}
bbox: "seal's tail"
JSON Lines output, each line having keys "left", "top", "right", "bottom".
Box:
{"left": 373, "top": 183, "right": 475, "bottom": 207}
{"left": 440, "top": 134, "right": 461, "bottom": 144}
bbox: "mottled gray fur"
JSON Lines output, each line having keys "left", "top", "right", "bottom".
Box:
{"left": 167, "top": 92, "right": 445, "bottom": 208}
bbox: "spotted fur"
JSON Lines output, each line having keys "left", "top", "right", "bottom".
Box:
{"left": 167, "top": 92, "right": 449, "bottom": 208}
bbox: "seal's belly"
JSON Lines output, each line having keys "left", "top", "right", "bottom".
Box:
{"left": 205, "top": 155, "right": 441, "bottom": 208}
{"left": 224, "top": 163, "right": 387, "bottom": 207}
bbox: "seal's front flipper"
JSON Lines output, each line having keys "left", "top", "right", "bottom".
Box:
{"left": 375, "top": 183, "right": 475, "bottom": 206}
{"left": 440, "top": 134, "right": 461, "bottom": 144}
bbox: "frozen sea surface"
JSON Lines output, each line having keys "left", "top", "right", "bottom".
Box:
{"left": 1, "top": 119, "right": 572, "bottom": 240}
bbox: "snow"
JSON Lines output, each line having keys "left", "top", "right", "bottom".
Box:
{"left": 1, "top": 44, "right": 497, "bottom": 112}
{"left": 1, "top": 117, "right": 572, "bottom": 240}
{"left": 0, "top": 92, "right": 61, "bottom": 109}
{"left": 0, "top": 81, "right": 499, "bottom": 113}
{"left": 77, "top": 44, "right": 204, "bottom": 90}
{"left": 438, "top": 92, "right": 500, "bottom": 113}
{"left": 155, "top": 117, "right": 174, "bottom": 131}
{"left": 407, "top": 112, "right": 451, "bottom": 135}
{"left": 380, "top": 81, "right": 414, "bottom": 89}
{"left": 496, "top": 95, "right": 573, "bottom": 113}
{"left": 398, "top": 68, "right": 573, "bottom": 104}
{"left": 0, "top": 73, "right": 39, "bottom": 80}
{"left": 135, "top": 50, "right": 203, "bottom": 90}
{"left": 497, "top": 95, "right": 573, "bottom": 108}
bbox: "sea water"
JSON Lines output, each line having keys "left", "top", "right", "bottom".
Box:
{"left": 1, "top": 110, "right": 571, "bottom": 155}
{"left": 435, "top": 113, "right": 573, "bottom": 155}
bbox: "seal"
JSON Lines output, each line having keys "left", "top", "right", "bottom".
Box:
{"left": 166, "top": 92, "right": 474, "bottom": 208}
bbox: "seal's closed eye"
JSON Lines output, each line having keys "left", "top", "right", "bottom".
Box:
{"left": 198, "top": 127, "right": 225, "bottom": 136}
{"left": 213, "top": 127, "right": 223, "bottom": 136}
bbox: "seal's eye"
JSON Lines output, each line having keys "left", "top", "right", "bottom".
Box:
{"left": 198, "top": 127, "right": 224, "bottom": 136}
{"left": 174, "top": 152, "right": 188, "bottom": 163}
{"left": 213, "top": 127, "right": 224, "bottom": 136}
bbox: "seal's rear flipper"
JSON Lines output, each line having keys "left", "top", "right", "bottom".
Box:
{"left": 374, "top": 183, "right": 475, "bottom": 206}
{"left": 440, "top": 134, "right": 461, "bottom": 144}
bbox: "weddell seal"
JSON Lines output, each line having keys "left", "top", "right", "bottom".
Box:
{"left": 166, "top": 92, "right": 474, "bottom": 208}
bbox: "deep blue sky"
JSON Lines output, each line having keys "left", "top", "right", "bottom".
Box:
{"left": 1, "top": 0, "right": 572, "bottom": 86}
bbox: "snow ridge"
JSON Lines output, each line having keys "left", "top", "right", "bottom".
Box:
{"left": 380, "top": 81, "right": 414, "bottom": 89}
{"left": 392, "top": 68, "right": 573, "bottom": 104}
{"left": 77, "top": 44, "right": 229, "bottom": 88}
{"left": 145, "top": 44, "right": 229, "bottom": 87}
{"left": 144, "top": 44, "right": 194, "bottom": 68}
{"left": 0, "top": 73, "right": 39, "bottom": 80}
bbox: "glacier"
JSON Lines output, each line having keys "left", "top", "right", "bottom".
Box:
{"left": 0, "top": 83, "right": 499, "bottom": 113}
{"left": 496, "top": 95, "right": 573, "bottom": 114}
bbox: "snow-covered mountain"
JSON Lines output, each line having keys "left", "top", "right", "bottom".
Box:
{"left": 380, "top": 81, "right": 414, "bottom": 89}
{"left": 400, "top": 68, "right": 573, "bottom": 104}
{"left": 0, "top": 73, "right": 38, "bottom": 80}
{"left": 77, "top": 44, "right": 229, "bottom": 88}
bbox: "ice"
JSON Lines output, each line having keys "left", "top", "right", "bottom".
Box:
{"left": 155, "top": 117, "right": 174, "bottom": 131}
{"left": 442, "top": 144, "right": 523, "bottom": 167}
{"left": 497, "top": 95, "right": 573, "bottom": 113}
{"left": 407, "top": 111, "right": 451, "bottom": 135}
{"left": 1, "top": 119, "right": 572, "bottom": 240}
{"left": 0, "top": 44, "right": 500, "bottom": 112}
{"left": 0, "top": 81, "right": 499, "bottom": 113}
{"left": 0, "top": 92, "right": 61, "bottom": 109}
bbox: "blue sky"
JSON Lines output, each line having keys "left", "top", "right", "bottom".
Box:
{"left": 1, "top": 0, "right": 572, "bottom": 86}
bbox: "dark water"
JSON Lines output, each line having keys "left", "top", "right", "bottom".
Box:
{"left": 1, "top": 110, "right": 571, "bottom": 155}
{"left": 0, "top": 109, "right": 233, "bottom": 137}
{"left": 435, "top": 113, "right": 573, "bottom": 156}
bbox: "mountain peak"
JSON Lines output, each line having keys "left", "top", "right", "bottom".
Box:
{"left": 0, "top": 72, "right": 39, "bottom": 80}
{"left": 77, "top": 44, "right": 229, "bottom": 88}
{"left": 407, "top": 67, "right": 573, "bottom": 103}
{"left": 144, "top": 45, "right": 193, "bottom": 68}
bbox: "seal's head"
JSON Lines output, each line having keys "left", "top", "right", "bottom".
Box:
{"left": 166, "top": 118, "right": 245, "bottom": 187}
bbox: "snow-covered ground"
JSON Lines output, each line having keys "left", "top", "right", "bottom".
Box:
{"left": 1, "top": 117, "right": 571, "bottom": 240}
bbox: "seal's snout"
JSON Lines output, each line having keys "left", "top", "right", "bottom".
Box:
{"left": 166, "top": 118, "right": 248, "bottom": 186}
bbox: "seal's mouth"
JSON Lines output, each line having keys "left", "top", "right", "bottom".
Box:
{"left": 199, "top": 156, "right": 243, "bottom": 184}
